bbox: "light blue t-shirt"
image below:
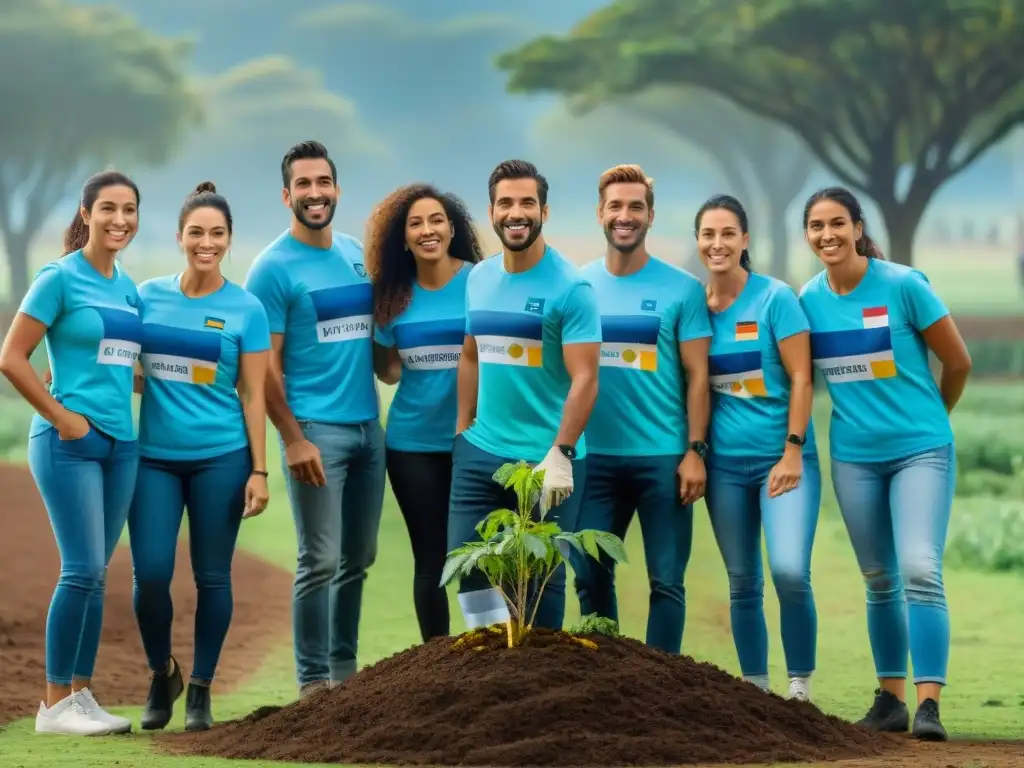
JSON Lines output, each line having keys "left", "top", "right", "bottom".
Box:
{"left": 375, "top": 264, "right": 470, "bottom": 453}
{"left": 708, "top": 272, "right": 817, "bottom": 458}
{"left": 464, "top": 246, "right": 602, "bottom": 462}
{"left": 799, "top": 258, "right": 953, "bottom": 463}
{"left": 244, "top": 230, "right": 378, "bottom": 425}
{"left": 19, "top": 250, "right": 142, "bottom": 441}
{"left": 137, "top": 274, "right": 271, "bottom": 461}
{"left": 581, "top": 256, "right": 711, "bottom": 456}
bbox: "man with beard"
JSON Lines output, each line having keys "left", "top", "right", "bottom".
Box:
{"left": 244, "top": 141, "right": 384, "bottom": 697}
{"left": 449, "top": 159, "right": 601, "bottom": 631}
{"left": 572, "top": 165, "right": 711, "bottom": 655}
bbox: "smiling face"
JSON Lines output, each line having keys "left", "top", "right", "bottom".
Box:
{"left": 489, "top": 177, "right": 547, "bottom": 252}
{"left": 697, "top": 208, "right": 749, "bottom": 275}
{"left": 82, "top": 184, "right": 139, "bottom": 252}
{"left": 599, "top": 182, "right": 653, "bottom": 253}
{"left": 805, "top": 199, "right": 863, "bottom": 266}
{"left": 284, "top": 157, "right": 339, "bottom": 230}
{"left": 405, "top": 197, "right": 452, "bottom": 263}
{"left": 177, "top": 206, "right": 230, "bottom": 274}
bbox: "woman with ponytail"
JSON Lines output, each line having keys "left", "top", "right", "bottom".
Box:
{"left": 696, "top": 194, "right": 821, "bottom": 703}
{"left": 128, "top": 182, "right": 270, "bottom": 732}
{"left": 0, "top": 171, "right": 143, "bottom": 736}
{"left": 798, "top": 187, "right": 971, "bottom": 741}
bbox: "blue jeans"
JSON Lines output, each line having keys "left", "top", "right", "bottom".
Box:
{"left": 283, "top": 419, "right": 386, "bottom": 686}
{"left": 27, "top": 425, "right": 139, "bottom": 685}
{"left": 705, "top": 452, "right": 821, "bottom": 678}
{"left": 448, "top": 434, "right": 585, "bottom": 631}
{"left": 573, "top": 453, "right": 694, "bottom": 654}
{"left": 831, "top": 443, "right": 955, "bottom": 685}
{"left": 128, "top": 447, "right": 252, "bottom": 683}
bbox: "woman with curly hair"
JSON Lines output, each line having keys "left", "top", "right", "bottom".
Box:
{"left": 366, "top": 183, "right": 483, "bottom": 641}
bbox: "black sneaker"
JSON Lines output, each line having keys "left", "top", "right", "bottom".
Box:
{"left": 856, "top": 688, "right": 909, "bottom": 732}
{"left": 184, "top": 683, "right": 213, "bottom": 731}
{"left": 912, "top": 698, "right": 947, "bottom": 741}
{"left": 140, "top": 656, "right": 184, "bottom": 730}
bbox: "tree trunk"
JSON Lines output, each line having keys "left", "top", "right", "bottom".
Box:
{"left": 766, "top": 203, "right": 791, "bottom": 282}
{"left": 879, "top": 206, "right": 920, "bottom": 267}
{"left": 3, "top": 230, "right": 32, "bottom": 308}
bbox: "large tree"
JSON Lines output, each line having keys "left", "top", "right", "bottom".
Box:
{"left": 0, "top": 0, "right": 198, "bottom": 303}
{"left": 498, "top": 0, "right": 1024, "bottom": 266}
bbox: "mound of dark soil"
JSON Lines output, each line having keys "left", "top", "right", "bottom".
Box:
{"left": 161, "top": 628, "right": 900, "bottom": 767}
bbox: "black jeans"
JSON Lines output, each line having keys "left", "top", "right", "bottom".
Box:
{"left": 385, "top": 448, "right": 452, "bottom": 641}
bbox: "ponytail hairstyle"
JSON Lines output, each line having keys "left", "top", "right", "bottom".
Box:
{"left": 178, "top": 180, "right": 233, "bottom": 235}
{"left": 802, "top": 186, "right": 884, "bottom": 259}
{"left": 694, "top": 194, "right": 752, "bottom": 271}
{"left": 63, "top": 171, "right": 140, "bottom": 255}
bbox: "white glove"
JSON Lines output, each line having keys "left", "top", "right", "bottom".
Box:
{"left": 535, "top": 446, "right": 574, "bottom": 517}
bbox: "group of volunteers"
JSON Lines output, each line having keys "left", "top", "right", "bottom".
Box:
{"left": 0, "top": 141, "right": 972, "bottom": 746}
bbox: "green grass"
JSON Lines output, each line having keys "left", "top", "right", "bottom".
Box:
{"left": 2, "top": 387, "right": 1024, "bottom": 767}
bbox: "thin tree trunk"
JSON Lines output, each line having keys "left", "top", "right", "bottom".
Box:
{"left": 2, "top": 230, "right": 31, "bottom": 307}
{"left": 767, "top": 205, "right": 791, "bottom": 282}
{"left": 880, "top": 207, "right": 920, "bottom": 267}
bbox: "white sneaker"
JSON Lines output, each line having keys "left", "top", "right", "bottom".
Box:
{"left": 788, "top": 676, "right": 811, "bottom": 702}
{"left": 76, "top": 688, "right": 132, "bottom": 734}
{"left": 35, "top": 692, "right": 110, "bottom": 736}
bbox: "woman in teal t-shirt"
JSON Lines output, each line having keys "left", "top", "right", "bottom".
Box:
{"left": 799, "top": 186, "right": 972, "bottom": 742}
{"left": 365, "top": 183, "right": 482, "bottom": 642}
{"left": 697, "top": 194, "right": 821, "bottom": 703}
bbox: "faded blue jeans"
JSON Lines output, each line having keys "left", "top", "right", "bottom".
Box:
{"left": 831, "top": 443, "right": 955, "bottom": 685}
{"left": 282, "top": 419, "right": 386, "bottom": 687}
{"left": 705, "top": 452, "right": 821, "bottom": 678}
{"left": 27, "top": 425, "right": 139, "bottom": 685}
{"left": 573, "top": 453, "right": 694, "bottom": 655}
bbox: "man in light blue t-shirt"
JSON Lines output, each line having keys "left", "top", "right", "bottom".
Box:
{"left": 451, "top": 159, "right": 602, "bottom": 631}
{"left": 244, "top": 141, "right": 384, "bottom": 697}
{"left": 574, "top": 165, "right": 712, "bottom": 654}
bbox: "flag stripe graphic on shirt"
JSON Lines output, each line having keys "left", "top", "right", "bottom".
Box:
{"left": 309, "top": 283, "right": 373, "bottom": 344}
{"left": 204, "top": 316, "right": 226, "bottom": 330}
{"left": 709, "top": 349, "right": 766, "bottom": 398}
{"left": 469, "top": 310, "right": 543, "bottom": 368}
{"left": 735, "top": 320, "right": 759, "bottom": 342}
{"left": 862, "top": 306, "right": 889, "bottom": 329}
{"left": 141, "top": 323, "right": 222, "bottom": 384}
{"left": 395, "top": 318, "right": 466, "bottom": 371}
{"left": 95, "top": 306, "right": 143, "bottom": 367}
{"left": 810, "top": 326, "right": 896, "bottom": 382}
{"left": 599, "top": 314, "right": 660, "bottom": 371}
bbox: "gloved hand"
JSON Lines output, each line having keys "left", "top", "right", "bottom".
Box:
{"left": 535, "top": 446, "right": 574, "bottom": 517}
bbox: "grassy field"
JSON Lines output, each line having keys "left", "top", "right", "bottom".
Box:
{"left": 1, "top": 385, "right": 1023, "bottom": 768}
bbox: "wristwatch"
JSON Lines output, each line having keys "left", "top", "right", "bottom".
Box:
{"left": 786, "top": 433, "right": 806, "bottom": 447}
{"left": 557, "top": 444, "right": 577, "bottom": 460}
{"left": 688, "top": 440, "right": 708, "bottom": 460}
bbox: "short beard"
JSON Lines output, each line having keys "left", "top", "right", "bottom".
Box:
{"left": 604, "top": 223, "right": 647, "bottom": 254}
{"left": 293, "top": 200, "right": 337, "bottom": 231}
{"left": 495, "top": 221, "right": 542, "bottom": 252}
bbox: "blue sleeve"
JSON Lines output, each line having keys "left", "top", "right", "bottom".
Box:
{"left": 768, "top": 285, "right": 810, "bottom": 342}
{"left": 19, "top": 263, "right": 64, "bottom": 326}
{"left": 241, "top": 301, "right": 271, "bottom": 353}
{"left": 560, "top": 281, "right": 602, "bottom": 344}
{"left": 375, "top": 323, "right": 395, "bottom": 347}
{"left": 464, "top": 276, "right": 475, "bottom": 336}
{"left": 676, "top": 279, "right": 712, "bottom": 342}
{"left": 243, "top": 257, "right": 290, "bottom": 334}
{"left": 901, "top": 269, "right": 949, "bottom": 331}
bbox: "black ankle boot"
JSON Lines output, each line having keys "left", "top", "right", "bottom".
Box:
{"left": 140, "top": 656, "right": 184, "bottom": 730}
{"left": 184, "top": 683, "right": 213, "bottom": 731}
{"left": 857, "top": 688, "right": 909, "bottom": 732}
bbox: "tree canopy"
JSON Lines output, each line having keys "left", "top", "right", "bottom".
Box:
{"left": 498, "top": 0, "right": 1024, "bottom": 265}
{"left": 0, "top": 0, "right": 199, "bottom": 302}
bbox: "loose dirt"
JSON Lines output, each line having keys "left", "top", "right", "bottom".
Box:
{"left": 0, "top": 462, "right": 293, "bottom": 725}
{"left": 163, "top": 627, "right": 900, "bottom": 766}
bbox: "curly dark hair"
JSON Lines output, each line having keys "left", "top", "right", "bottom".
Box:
{"left": 365, "top": 183, "right": 484, "bottom": 326}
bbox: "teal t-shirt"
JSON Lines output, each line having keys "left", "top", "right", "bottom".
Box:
{"left": 464, "top": 246, "right": 602, "bottom": 462}
{"left": 19, "top": 250, "right": 143, "bottom": 441}
{"left": 137, "top": 274, "right": 271, "bottom": 460}
{"left": 581, "top": 256, "right": 711, "bottom": 456}
{"left": 244, "top": 230, "right": 378, "bottom": 425}
{"left": 708, "top": 272, "right": 817, "bottom": 458}
{"left": 799, "top": 258, "right": 953, "bottom": 463}
{"left": 375, "top": 264, "right": 470, "bottom": 452}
